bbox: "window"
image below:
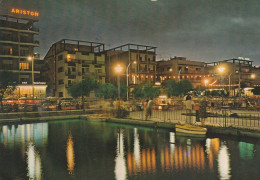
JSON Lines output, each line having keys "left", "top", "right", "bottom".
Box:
{"left": 68, "top": 80, "right": 72, "bottom": 85}
{"left": 82, "top": 68, "right": 85, "bottom": 73}
{"left": 9, "top": 48, "right": 13, "bottom": 55}
{"left": 19, "top": 63, "right": 29, "bottom": 70}
{"left": 58, "top": 92, "right": 63, "bottom": 97}
{"left": 58, "top": 79, "right": 64, "bottom": 84}
{"left": 196, "top": 68, "right": 200, "bottom": 71}
{"left": 58, "top": 55, "right": 63, "bottom": 60}
{"left": 58, "top": 67, "right": 63, "bottom": 73}
{"left": 72, "top": 67, "right": 76, "bottom": 72}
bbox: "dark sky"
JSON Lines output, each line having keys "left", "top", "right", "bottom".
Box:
{"left": 1, "top": 0, "right": 260, "bottom": 65}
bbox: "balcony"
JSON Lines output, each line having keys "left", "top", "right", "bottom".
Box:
{"left": 0, "top": 21, "right": 39, "bottom": 33}
{"left": 68, "top": 75, "right": 76, "bottom": 79}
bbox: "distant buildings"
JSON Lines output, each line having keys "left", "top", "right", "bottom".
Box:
{"left": 43, "top": 39, "right": 106, "bottom": 97}
{"left": 1, "top": 8, "right": 260, "bottom": 99}
{"left": 106, "top": 44, "right": 157, "bottom": 92}
{"left": 156, "top": 56, "right": 207, "bottom": 87}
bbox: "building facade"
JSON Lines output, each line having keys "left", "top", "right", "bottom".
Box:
{"left": 0, "top": 10, "right": 46, "bottom": 98}
{"left": 106, "top": 44, "right": 157, "bottom": 90}
{"left": 157, "top": 57, "right": 207, "bottom": 87}
{"left": 205, "top": 58, "right": 257, "bottom": 91}
{"left": 43, "top": 39, "right": 106, "bottom": 98}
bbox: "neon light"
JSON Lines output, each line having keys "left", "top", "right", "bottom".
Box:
{"left": 11, "top": 8, "right": 39, "bottom": 17}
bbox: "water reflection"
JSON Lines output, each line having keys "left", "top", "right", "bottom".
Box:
{"left": 0, "top": 121, "right": 259, "bottom": 179}
{"left": 27, "top": 142, "right": 42, "bottom": 179}
{"left": 115, "top": 129, "right": 127, "bottom": 180}
{"left": 218, "top": 143, "right": 231, "bottom": 180}
{"left": 239, "top": 142, "right": 254, "bottom": 160}
{"left": 66, "top": 132, "right": 75, "bottom": 175}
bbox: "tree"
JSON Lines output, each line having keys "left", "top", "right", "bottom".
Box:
{"left": 179, "top": 80, "right": 193, "bottom": 96}
{"left": 165, "top": 79, "right": 176, "bottom": 97}
{"left": 143, "top": 84, "right": 161, "bottom": 98}
{"left": 132, "top": 86, "right": 144, "bottom": 99}
{"left": 67, "top": 78, "right": 99, "bottom": 107}
{"left": 95, "top": 83, "right": 117, "bottom": 99}
{"left": 0, "top": 71, "right": 17, "bottom": 111}
{"left": 119, "top": 83, "right": 127, "bottom": 99}
{"left": 165, "top": 79, "right": 193, "bottom": 97}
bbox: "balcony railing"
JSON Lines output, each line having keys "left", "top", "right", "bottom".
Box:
{"left": 0, "top": 21, "right": 39, "bottom": 32}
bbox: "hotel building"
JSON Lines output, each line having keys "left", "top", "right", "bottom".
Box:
{"left": 0, "top": 9, "right": 47, "bottom": 98}
{"left": 43, "top": 39, "right": 106, "bottom": 98}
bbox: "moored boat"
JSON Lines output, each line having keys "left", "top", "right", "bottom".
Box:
{"left": 175, "top": 123, "right": 207, "bottom": 137}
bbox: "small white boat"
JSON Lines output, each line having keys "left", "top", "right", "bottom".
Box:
{"left": 175, "top": 123, "right": 207, "bottom": 137}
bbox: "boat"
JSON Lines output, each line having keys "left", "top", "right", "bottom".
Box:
{"left": 175, "top": 123, "right": 207, "bottom": 137}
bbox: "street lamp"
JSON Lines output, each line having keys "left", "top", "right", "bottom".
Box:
{"left": 218, "top": 67, "right": 225, "bottom": 88}
{"left": 126, "top": 61, "right": 136, "bottom": 101}
{"left": 28, "top": 56, "right": 34, "bottom": 104}
{"left": 251, "top": 73, "right": 256, "bottom": 79}
{"left": 218, "top": 66, "right": 225, "bottom": 105}
{"left": 204, "top": 79, "right": 209, "bottom": 96}
{"left": 115, "top": 64, "right": 123, "bottom": 117}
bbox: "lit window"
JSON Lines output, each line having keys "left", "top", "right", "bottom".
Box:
{"left": 19, "top": 63, "right": 29, "bottom": 70}
{"left": 9, "top": 48, "right": 13, "bottom": 55}
{"left": 74, "top": 48, "right": 78, "bottom": 51}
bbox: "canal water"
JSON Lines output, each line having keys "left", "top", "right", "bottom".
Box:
{"left": 0, "top": 119, "right": 259, "bottom": 180}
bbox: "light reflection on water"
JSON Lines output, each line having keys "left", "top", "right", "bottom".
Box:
{"left": 0, "top": 121, "right": 259, "bottom": 180}
{"left": 66, "top": 132, "right": 75, "bottom": 175}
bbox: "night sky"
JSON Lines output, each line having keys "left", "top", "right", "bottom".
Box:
{"left": 1, "top": 0, "right": 260, "bottom": 65}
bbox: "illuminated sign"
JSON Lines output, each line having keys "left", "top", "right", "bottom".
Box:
{"left": 11, "top": 8, "right": 39, "bottom": 17}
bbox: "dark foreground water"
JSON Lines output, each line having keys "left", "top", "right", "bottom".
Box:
{"left": 0, "top": 120, "right": 259, "bottom": 180}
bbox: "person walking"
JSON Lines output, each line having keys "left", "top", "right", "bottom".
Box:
{"left": 199, "top": 97, "right": 208, "bottom": 126}
{"left": 145, "top": 98, "right": 154, "bottom": 120}
{"left": 185, "top": 95, "right": 195, "bottom": 124}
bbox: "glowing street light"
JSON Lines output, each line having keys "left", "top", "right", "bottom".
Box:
{"left": 251, "top": 74, "right": 256, "bottom": 79}
{"left": 126, "top": 61, "right": 136, "bottom": 101}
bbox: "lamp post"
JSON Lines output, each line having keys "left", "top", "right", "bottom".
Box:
{"left": 218, "top": 67, "right": 225, "bottom": 105}
{"left": 126, "top": 61, "right": 136, "bottom": 101}
{"left": 115, "top": 64, "right": 123, "bottom": 117}
{"left": 204, "top": 79, "right": 209, "bottom": 96}
{"left": 28, "top": 56, "right": 34, "bottom": 104}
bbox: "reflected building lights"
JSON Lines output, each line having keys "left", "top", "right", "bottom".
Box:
{"left": 133, "top": 128, "right": 140, "bottom": 168}
{"left": 115, "top": 129, "right": 127, "bottom": 180}
{"left": 218, "top": 144, "right": 231, "bottom": 180}
{"left": 27, "top": 142, "right": 42, "bottom": 179}
{"left": 66, "top": 133, "right": 75, "bottom": 175}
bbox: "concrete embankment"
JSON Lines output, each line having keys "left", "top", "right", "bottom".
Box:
{"left": 102, "top": 117, "right": 260, "bottom": 139}
{"left": 0, "top": 112, "right": 260, "bottom": 139}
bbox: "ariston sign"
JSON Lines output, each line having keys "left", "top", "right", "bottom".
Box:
{"left": 11, "top": 8, "right": 39, "bottom": 17}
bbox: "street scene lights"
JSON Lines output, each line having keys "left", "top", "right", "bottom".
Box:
{"left": 28, "top": 56, "right": 34, "bottom": 104}
{"left": 115, "top": 64, "right": 123, "bottom": 117}
{"left": 126, "top": 61, "right": 136, "bottom": 101}
{"left": 251, "top": 73, "right": 256, "bottom": 79}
